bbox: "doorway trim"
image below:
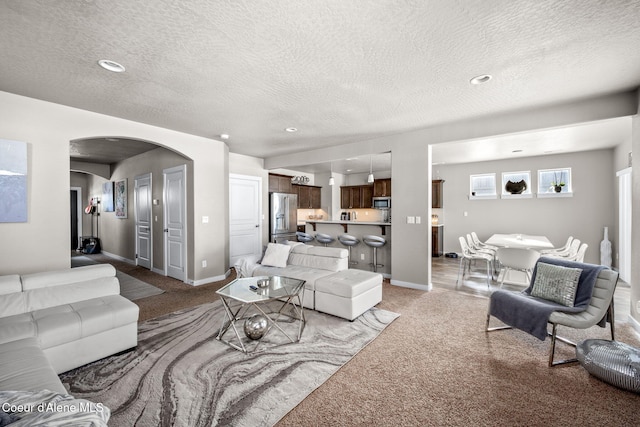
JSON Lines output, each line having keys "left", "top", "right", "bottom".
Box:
{"left": 134, "top": 173, "right": 153, "bottom": 270}
{"left": 70, "top": 187, "right": 83, "bottom": 250}
{"left": 163, "top": 164, "right": 188, "bottom": 283}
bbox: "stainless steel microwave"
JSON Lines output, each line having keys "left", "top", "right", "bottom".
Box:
{"left": 372, "top": 197, "right": 391, "bottom": 209}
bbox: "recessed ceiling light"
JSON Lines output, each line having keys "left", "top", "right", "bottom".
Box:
{"left": 98, "top": 59, "right": 126, "bottom": 73}
{"left": 285, "top": 127, "right": 298, "bottom": 133}
{"left": 470, "top": 74, "right": 492, "bottom": 85}
{"left": 220, "top": 134, "right": 230, "bottom": 140}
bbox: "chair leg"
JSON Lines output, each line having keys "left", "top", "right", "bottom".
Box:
{"left": 548, "top": 323, "right": 579, "bottom": 367}
{"left": 456, "top": 258, "right": 465, "bottom": 286}
{"left": 608, "top": 301, "right": 616, "bottom": 340}
{"left": 486, "top": 261, "right": 491, "bottom": 289}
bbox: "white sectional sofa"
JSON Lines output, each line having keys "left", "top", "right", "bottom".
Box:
{"left": 247, "top": 242, "right": 383, "bottom": 320}
{"left": 0, "top": 264, "right": 139, "bottom": 425}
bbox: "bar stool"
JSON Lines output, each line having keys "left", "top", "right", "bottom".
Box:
{"left": 315, "top": 233, "right": 335, "bottom": 247}
{"left": 338, "top": 234, "right": 360, "bottom": 265}
{"left": 296, "top": 231, "right": 314, "bottom": 244}
{"left": 363, "top": 235, "right": 386, "bottom": 272}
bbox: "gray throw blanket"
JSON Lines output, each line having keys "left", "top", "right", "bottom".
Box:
{"left": 489, "top": 257, "right": 606, "bottom": 340}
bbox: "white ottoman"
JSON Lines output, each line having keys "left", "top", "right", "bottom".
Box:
{"left": 315, "top": 269, "right": 382, "bottom": 320}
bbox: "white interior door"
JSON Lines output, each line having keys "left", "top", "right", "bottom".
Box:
{"left": 229, "top": 174, "right": 262, "bottom": 266}
{"left": 617, "top": 167, "right": 632, "bottom": 283}
{"left": 164, "top": 165, "right": 187, "bottom": 282}
{"left": 134, "top": 173, "right": 152, "bottom": 270}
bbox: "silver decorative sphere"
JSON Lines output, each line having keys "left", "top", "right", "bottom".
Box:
{"left": 244, "top": 314, "right": 268, "bottom": 340}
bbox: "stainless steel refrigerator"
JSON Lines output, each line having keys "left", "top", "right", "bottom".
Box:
{"left": 269, "top": 192, "right": 298, "bottom": 243}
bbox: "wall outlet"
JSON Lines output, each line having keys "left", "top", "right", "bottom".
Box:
{"left": 202, "top": 216, "right": 209, "bottom": 223}
{"left": 360, "top": 253, "right": 365, "bottom": 260}
{"left": 202, "top": 260, "right": 207, "bottom": 268}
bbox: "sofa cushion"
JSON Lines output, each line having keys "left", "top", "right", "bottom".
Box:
{"left": 287, "top": 245, "right": 348, "bottom": 272}
{"left": 0, "top": 275, "right": 21, "bottom": 295}
{"left": 0, "top": 338, "right": 67, "bottom": 394}
{"left": 24, "top": 277, "right": 120, "bottom": 313}
{"left": 0, "top": 296, "right": 139, "bottom": 350}
{"left": 316, "top": 270, "right": 382, "bottom": 298}
{"left": 252, "top": 265, "right": 335, "bottom": 290}
{"left": 20, "top": 264, "right": 116, "bottom": 290}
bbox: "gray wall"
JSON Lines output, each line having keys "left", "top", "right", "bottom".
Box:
{"left": 265, "top": 91, "right": 637, "bottom": 291}
{"left": 437, "top": 149, "right": 615, "bottom": 265}
{"left": 0, "top": 91, "right": 228, "bottom": 284}
{"left": 82, "top": 147, "right": 193, "bottom": 273}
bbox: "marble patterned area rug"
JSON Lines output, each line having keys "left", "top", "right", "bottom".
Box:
{"left": 71, "top": 255, "right": 165, "bottom": 301}
{"left": 60, "top": 301, "right": 399, "bottom": 427}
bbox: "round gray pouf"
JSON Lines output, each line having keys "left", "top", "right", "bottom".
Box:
{"left": 243, "top": 314, "right": 268, "bottom": 340}
{"left": 576, "top": 339, "right": 640, "bottom": 393}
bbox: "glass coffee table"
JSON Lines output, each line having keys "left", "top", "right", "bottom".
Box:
{"left": 215, "top": 275, "right": 306, "bottom": 353}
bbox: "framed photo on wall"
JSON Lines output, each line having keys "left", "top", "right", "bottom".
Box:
{"left": 115, "top": 179, "right": 127, "bottom": 218}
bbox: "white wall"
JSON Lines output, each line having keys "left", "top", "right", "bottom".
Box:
{"left": 630, "top": 93, "right": 640, "bottom": 327}
{"left": 437, "top": 149, "right": 616, "bottom": 265}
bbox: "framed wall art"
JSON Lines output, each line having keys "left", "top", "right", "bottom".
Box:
{"left": 115, "top": 179, "right": 127, "bottom": 218}
{"left": 0, "top": 139, "right": 28, "bottom": 223}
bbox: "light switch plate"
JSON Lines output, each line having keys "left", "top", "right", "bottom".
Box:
{"left": 407, "top": 216, "right": 415, "bottom": 224}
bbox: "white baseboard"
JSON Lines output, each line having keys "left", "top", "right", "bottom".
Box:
{"left": 628, "top": 314, "right": 640, "bottom": 339}
{"left": 390, "top": 279, "right": 431, "bottom": 292}
{"left": 100, "top": 251, "right": 135, "bottom": 264}
{"left": 190, "top": 269, "right": 232, "bottom": 286}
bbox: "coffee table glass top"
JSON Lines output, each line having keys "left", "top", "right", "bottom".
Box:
{"left": 216, "top": 276, "right": 305, "bottom": 304}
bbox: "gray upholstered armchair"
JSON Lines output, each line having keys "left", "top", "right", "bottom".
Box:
{"left": 486, "top": 257, "right": 619, "bottom": 367}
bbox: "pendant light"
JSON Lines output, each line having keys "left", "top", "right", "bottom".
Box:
{"left": 328, "top": 161, "right": 335, "bottom": 186}
{"left": 367, "top": 155, "right": 375, "bottom": 183}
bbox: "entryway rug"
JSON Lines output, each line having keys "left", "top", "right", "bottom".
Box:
{"left": 71, "top": 255, "right": 165, "bottom": 301}
{"left": 60, "top": 301, "right": 399, "bottom": 427}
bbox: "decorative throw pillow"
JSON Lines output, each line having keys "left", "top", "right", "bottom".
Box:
{"left": 260, "top": 243, "right": 291, "bottom": 268}
{"left": 531, "top": 262, "right": 582, "bottom": 307}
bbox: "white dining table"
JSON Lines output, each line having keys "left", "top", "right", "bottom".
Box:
{"left": 485, "top": 234, "right": 554, "bottom": 251}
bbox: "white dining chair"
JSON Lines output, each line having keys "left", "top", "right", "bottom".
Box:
{"left": 573, "top": 243, "right": 588, "bottom": 262}
{"left": 540, "top": 236, "right": 573, "bottom": 256}
{"left": 495, "top": 247, "right": 540, "bottom": 288}
{"left": 546, "top": 239, "right": 581, "bottom": 261}
{"left": 471, "top": 232, "right": 499, "bottom": 252}
{"left": 457, "top": 236, "right": 494, "bottom": 289}
{"left": 466, "top": 234, "right": 495, "bottom": 256}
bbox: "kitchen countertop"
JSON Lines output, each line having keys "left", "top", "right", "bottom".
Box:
{"left": 305, "top": 219, "right": 391, "bottom": 235}
{"left": 306, "top": 219, "right": 391, "bottom": 226}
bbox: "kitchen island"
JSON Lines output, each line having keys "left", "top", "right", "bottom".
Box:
{"left": 303, "top": 220, "right": 391, "bottom": 276}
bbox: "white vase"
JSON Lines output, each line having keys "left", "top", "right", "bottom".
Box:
{"left": 600, "top": 226, "right": 612, "bottom": 268}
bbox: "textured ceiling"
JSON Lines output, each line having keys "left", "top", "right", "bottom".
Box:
{"left": 1, "top": 0, "right": 640, "bottom": 167}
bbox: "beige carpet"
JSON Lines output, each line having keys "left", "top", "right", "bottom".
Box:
{"left": 277, "top": 285, "right": 640, "bottom": 426}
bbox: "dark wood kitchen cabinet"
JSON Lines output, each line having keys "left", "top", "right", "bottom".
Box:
{"left": 432, "top": 225, "right": 444, "bottom": 257}
{"left": 341, "top": 185, "right": 373, "bottom": 209}
{"left": 269, "top": 173, "right": 293, "bottom": 193}
{"left": 373, "top": 179, "right": 391, "bottom": 197}
{"left": 293, "top": 184, "right": 322, "bottom": 209}
{"left": 432, "top": 179, "right": 444, "bottom": 208}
